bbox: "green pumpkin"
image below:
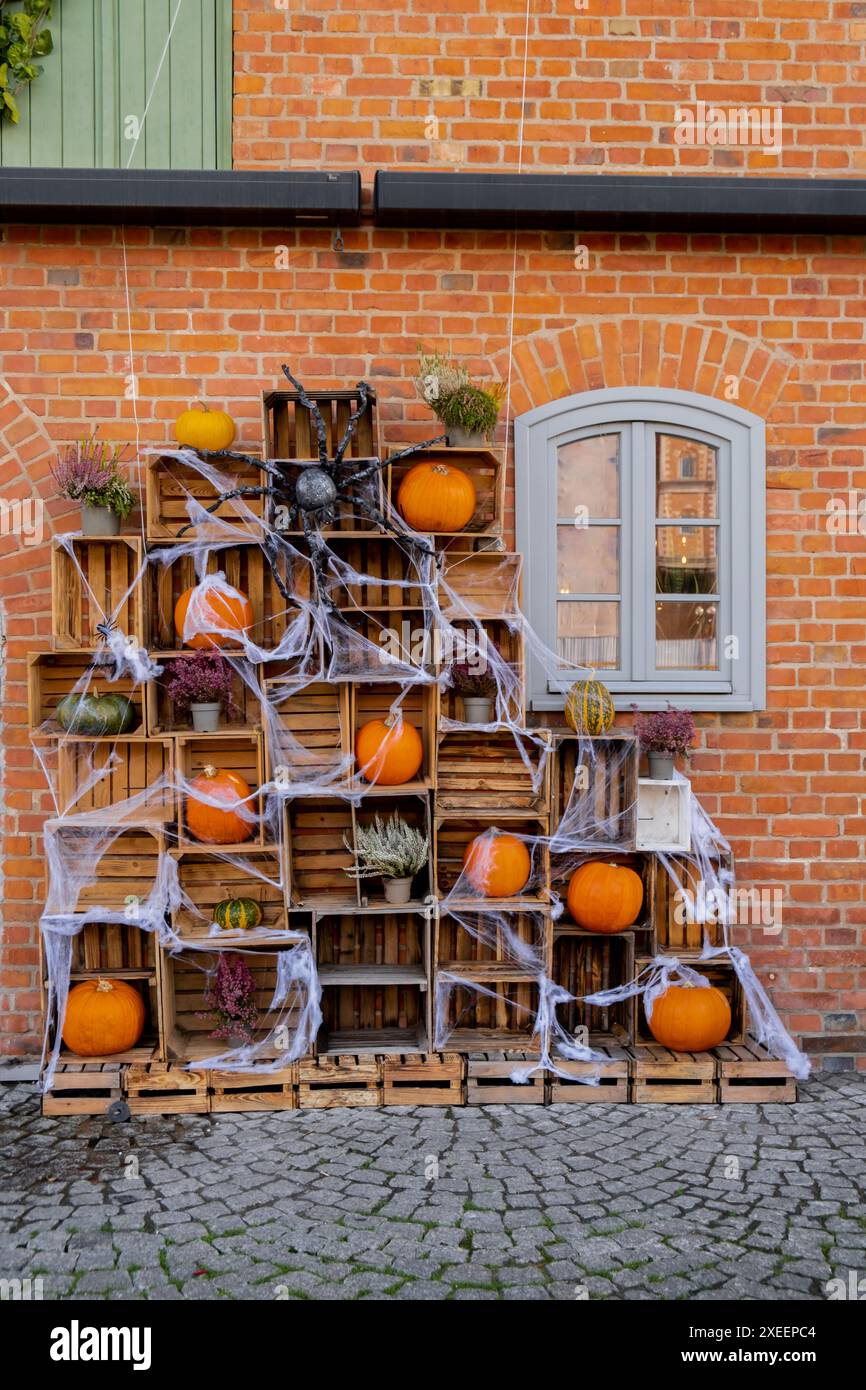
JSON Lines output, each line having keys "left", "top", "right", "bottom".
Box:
{"left": 213, "top": 897, "right": 263, "bottom": 932}
{"left": 56, "top": 690, "right": 138, "bottom": 737}
{"left": 564, "top": 679, "right": 615, "bottom": 736}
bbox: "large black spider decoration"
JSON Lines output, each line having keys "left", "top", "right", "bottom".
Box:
{"left": 179, "top": 365, "right": 445, "bottom": 618}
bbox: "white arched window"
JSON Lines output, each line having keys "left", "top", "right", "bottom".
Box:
{"left": 515, "top": 388, "right": 766, "bottom": 712}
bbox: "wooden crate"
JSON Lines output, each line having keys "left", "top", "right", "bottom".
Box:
{"left": 52, "top": 537, "right": 145, "bottom": 650}
{"left": 466, "top": 1051, "right": 545, "bottom": 1105}
{"left": 382, "top": 1053, "right": 464, "bottom": 1106}
{"left": 208, "top": 1065, "right": 297, "bottom": 1113}
{"left": 172, "top": 847, "right": 287, "bottom": 940}
{"left": 28, "top": 652, "right": 147, "bottom": 739}
{"left": 434, "top": 813, "right": 551, "bottom": 907}
{"left": 175, "top": 734, "right": 266, "bottom": 847}
{"left": 630, "top": 1045, "right": 718, "bottom": 1104}
{"left": 547, "top": 1042, "right": 630, "bottom": 1104}
{"left": 297, "top": 1054, "right": 383, "bottom": 1108}
{"left": 354, "top": 794, "right": 433, "bottom": 909}
{"left": 47, "top": 825, "right": 164, "bottom": 915}
{"left": 125, "top": 1062, "right": 210, "bottom": 1115}
{"left": 552, "top": 850, "right": 655, "bottom": 954}
{"left": 436, "top": 910, "right": 551, "bottom": 975}
{"left": 435, "top": 964, "right": 542, "bottom": 1052}
{"left": 552, "top": 733, "right": 639, "bottom": 850}
{"left": 42, "top": 1062, "right": 124, "bottom": 1117}
{"left": 284, "top": 797, "right": 358, "bottom": 909}
{"left": 714, "top": 1038, "right": 797, "bottom": 1104}
{"left": 148, "top": 656, "right": 263, "bottom": 737}
{"left": 436, "top": 729, "right": 552, "bottom": 814}
{"left": 149, "top": 540, "right": 309, "bottom": 653}
{"left": 636, "top": 958, "right": 747, "bottom": 1045}
{"left": 439, "top": 618, "right": 525, "bottom": 725}
{"left": 351, "top": 681, "right": 438, "bottom": 791}
{"left": 44, "top": 966, "right": 160, "bottom": 1066}
{"left": 439, "top": 551, "right": 522, "bottom": 620}
{"left": 314, "top": 534, "right": 426, "bottom": 613}
{"left": 388, "top": 446, "right": 505, "bottom": 539}
{"left": 654, "top": 851, "right": 735, "bottom": 953}
{"left": 68, "top": 921, "right": 157, "bottom": 975}
{"left": 146, "top": 452, "right": 266, "bottom": 542}
{"left": 160, "top": 944, "right": 309, "bottom": 1062}
{"left": 336, "top": 607, "right": 436, "bottom": 680}
{"left": 264, "top": 678, "right": 351, "bottom": 785}
{"left": 318, "top": 982, "right": 429, "bottom": 1054}
{"left": 54, "top": 738, "right": 174, "bottom": 821}
{"left": 315, "top": 910, "right": 430, "bottom": 982}
{"left": 552, "top": 932, "right": 636, "bottom": 1044}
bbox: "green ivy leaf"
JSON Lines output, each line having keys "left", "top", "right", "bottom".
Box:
{"left": 10, "top": 13, "right": 33, "bottom": 39}
{"left": 33, "top": 28, "right": 51, "bottom": 55}
{"left": 3, "top": 89, "right": 19, "bottom": 123}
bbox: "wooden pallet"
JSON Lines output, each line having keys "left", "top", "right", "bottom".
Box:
{"left": 297, "top": 1054, "right": 383, "bottom": 1108}
{"left": 42, "top": 1062, "right": 124, "bottom": 1116}
{"left": 466, "top": 1051, "right": 545, "bottom": 1104}
{"left": 124, "top": 1062, "right": 210, "bottom": 1114}
{"left": 630, "top": 1044, "right": 717, "bottom": 1104}
{"left": 208, "top": 1066, "right": 298, "bottom": 1112}
{"left": 714, "top": 1039, "right": 797, "bottom": 1104}
{"left": 547, "top": 1043, "right": 630, "bottom": 1104}
{"left": 382, "top": 1052, "right": 464, "bottom": 1106}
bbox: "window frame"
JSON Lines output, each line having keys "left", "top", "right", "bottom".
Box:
{"left": 515, "top": 387, "right": 766, "bottom": 713}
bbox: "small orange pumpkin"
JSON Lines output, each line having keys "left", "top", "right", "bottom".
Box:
{"left": 186, "top": 764, "right": 255, "bottom": 844}
{"left": 174, "top": 582, "right": 253, "bottom": 650}
{"left": 397, "top": 461, "right": 477, "bottom": 533}
{"left": 355, "top": 715, "right": 424, "bottom": 786}
{"left": 566, "top": 861, "right": 643, "bottom": 933}
{"left": 462, "top": 832, "right": 531, "bottom": 898}
{"left": 175, "top": 401, "right": 236, "bottom": 453}
{"left": 62, "top": 978, "right": 145, "bottom": 1057}
{"left": 648, "top": 983, "right": 732, "bottom": 1051}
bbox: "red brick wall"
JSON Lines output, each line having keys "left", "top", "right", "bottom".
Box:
{"left": 1, "top": 1, "right": 865, "bottom": 1064}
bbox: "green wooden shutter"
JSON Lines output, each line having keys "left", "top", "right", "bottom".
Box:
{"left": 0, "top": 0, "right": 232, "bottom": 169}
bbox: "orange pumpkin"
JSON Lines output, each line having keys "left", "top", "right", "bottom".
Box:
{"left": 648, "top": 983, "right": 732, "bottom": 1051}
{"left": 397, "top": 462, "right": 476, "bottom": 533}
{"left": 566, "top": 861, "right": 643, "bottom": 933}
{"left": 174, "top": 582, "right": 253, "bottom": 650}
{"left": 463, "top": 832, "right": 531, "bottom": 898}
{"left": 355, "top": 716, "right": 424, "bottom": 786}
{"left": 175, "top": 402, "right": 237, "bottom": 453}
{"left": 62, "top": 978, "right": 145, "bottom": 1057}
{"left": 186, "top": 764, "right": 255, "bottom": 844}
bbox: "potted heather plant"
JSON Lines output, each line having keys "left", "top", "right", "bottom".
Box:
{"left": 164, "top": 650, "right": 239, "bottom": 733}
{"left": 51, "top": 438, "right": 135, "bottom": 536}
{"left": 450, "top": 660, "right": 497, "bottom": 725}
{"left": 345, "top": 812, "right": 429, "bottom": 905}
{"left": 199, "top": 952, "right": 259, "bottom": 1046}
{"left": 633, "top": 704, "right": 696, "bottom": 780}
{"left": 416, "top": 349, "right": 505, "bottom": 447}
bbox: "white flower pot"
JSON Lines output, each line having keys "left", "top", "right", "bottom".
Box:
{"left": 462, "top": 697, "right": 493, "bottom": 725}
{"left": 383, "top": 876, "right": 413, "bottom": 905}
{"left": 191, "top": 702, "right": 221, "bottom": 733}
{"left": 81, "top": 504, "right": 120, "bottom": 536}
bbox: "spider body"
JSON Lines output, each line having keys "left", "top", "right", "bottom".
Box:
{"left": 295, "top": 465, "right": 338, "bottom": 522}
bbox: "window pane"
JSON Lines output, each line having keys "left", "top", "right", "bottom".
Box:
{"left": 656, "top": 525, "right": 718, "bottom": 594}
{"left": 656, "top": 435, "right": 717, "bottom": 520}
{"left": 558, "top": 601, "right": 619, "bottom": 670}
{"left": 557, "top": 525, "right": 619, "bottom": 596}
{"left": 557, "top": 434, "right": 620, "bottom": 518}
{"left": 656, "top": 600, "right": 718, "bottom": 670}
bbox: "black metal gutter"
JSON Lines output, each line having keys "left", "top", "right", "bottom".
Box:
{"left": 0, "top": 168, "right": 362, "bottom": 226}
{"left": 374, "top": 170, "right": 866, "bottom": 233}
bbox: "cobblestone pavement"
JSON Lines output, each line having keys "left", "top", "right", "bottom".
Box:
{"left": 1, "top": 1074, "right": 864, "bottom": 1302}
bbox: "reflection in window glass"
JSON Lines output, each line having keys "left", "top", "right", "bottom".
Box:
{"left": 557, "top": 525, "right": 619, "bottom": 597}
{"left": 558, "top": 600, "right": 619, "bottom": 670}
{"left": 656, "top": 601, "right": 718, "bottom": 670}
{"left": 557, "top": 435, "right": 620, "bottom": 518}
{"left": 656, "top": 525, "right": 718, "bottom": 594}
{"left": 656, "top": 435, "right": 717, "bottom": 520}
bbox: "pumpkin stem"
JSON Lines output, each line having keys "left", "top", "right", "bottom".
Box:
{"left": 194, "top": 400, "right": 210, "bottom": 412}
{"left": 202, "top": 765, "right": 218, "bottom": 778}
{"left": 95, "top": 978, "right": 114, "bottom": 993}
{"left": 431, "top": 464, "right": 450, "bottom": 476}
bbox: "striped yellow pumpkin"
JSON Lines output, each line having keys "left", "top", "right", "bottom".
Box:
{"left": 564, "top": 679, "right": 614, "bottom": 736}
{"left": 213, "top": 897, "right": 262, "bottom": 932}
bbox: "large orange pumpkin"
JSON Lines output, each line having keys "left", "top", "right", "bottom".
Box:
{"left": 648, "top": 983, "right": 732, "bottom": 1051}
{"left": 397, "top": 462, "right": 477, "bottom": 533}
{"left": 62, "top": 978, "right": 145, "bottom": 1057}
{"left": 566, "top": 861, "right": 643, "bottom": 933}
{"left": 463, "top": 832, "right": 531, "bottom": 898}
{"left": 174, "top": 582, "right": 253, "bottom": 650}
{"left": 355, "top": 716, "right": 424, "bottom": 786}
{"left": 186, "top": 764, "right": 255, "bottom": 844}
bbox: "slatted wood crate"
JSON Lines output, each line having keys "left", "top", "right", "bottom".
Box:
{"left": 439, "top": 618, "right": 525, "bottom": 726}
{"left": 172, "top": 846, "right": 288, "bottom": 940}
{"left": 52, "top": 537, "right": 146, "bottom": 650}
{"left": 653, "top": 850, "right": 735, "bottom": 953}
{"left": 314, "top": 534, "right": 427, "bottom": 612}
{"left": 552, "top": 733, "right": 639, "bottom": 850}
{"left": 351, "top": 681, "right": 438, "bottom": 791}
{"left": 297, "top": 1054, "right": 383, "bottom": 1108}
{"left": 54, "top": 738, "right": 174, "bottom": 821}
{"left": 388, "top": 447, "right": 505, "bottom": 540}
{"left": 354, "top": 794, "right": 433, "bottom": 908}
{"left": 208, "top": 1065, "right": 298, "bottom": 1113}
{"left": 714, "top": 1038, "right": 797, "bottom": 1103}
{"left": 382, "top": 1052, "right": 464, "bottom": 1106}
{"left": 317, "top": 912, "right": 431, "bottom": 1054}
{"left": 284, "top": 797, "right": 358, "bottom": 909}
{"left": 436, "top": 909, "right": 551, "bottom": 976}
{"left": 434, "top": 813, "right": 551, "bottom": 908}
{"left": 552, "top": 849, "right": 655, "bottom": 955}
{"left": 436, "top": 728, "right": 552, "bottom": 813}
{"left": 175, "top": 734, "right": 266, "bottom": 848}
{"left": 547, "top": 1042, "right": 630, "bottom": 1104}
{"left": 68, "top": 921, "right": 157, "bottom": 974}
{"left": 635, "top": 957, "right": 747, "bottom": 1045}
{"left": 46, "top": 824, "right": 164, "bottom": 915}
{"left": 336, "top": 608, "right": 437, "bottom": 680}
{"left": 42, "top": 1062, "right": 125, "bottom": 1117}
{"left": 466, "top": 1051, "right": 545, "bottom": 1104}
{"left": 146, "top": 452, "right": 267, "bottom": 542}
{"left": 551, "top": 931, "right": 636, "bottom": 1043}
{"left": 29, "top": 652, "right": 147, "bottom": 739}
{"left": 160, "top": 944, "right": 309, "bottom": 1062}
{"left": 40, "top": 942, "right": 160, "bottom": 1066}
{"left": 125, "top": 1062, "right": 210, "bottom": 1115}
{"left": 148, "top": 656, "right": 263, "bottom": 738}
{"left": 264, "top": 677, "right": 351, "bottom": 785}
{"left": 630, "top": 1045, "right": 718, "bottom": 1104}
{"left": 439, "top": 551, "right": 522, "bottom": 620}
{"left": 435, "top": 964, "right": 542, "bottom": 1052}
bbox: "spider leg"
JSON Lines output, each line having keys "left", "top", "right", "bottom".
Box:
{"left": 281, "top": 365, "right": 330, "bottom": 467}
{"left": 386, "top": 434, "right": 448, "bottom": 464}
{"left": 340, "top": 433, "right": 447, "bottom": 488}
{"left": 175, "top": 485, "right": 272, "bottom": 536}
{"left": 260, "top": 531, "right": 296, "bottom": 611}
{"left": 196, "top": 448, "right": 282, "bottom": 481}
{"left": 302, "top": 512, "right": 342, "bottom": 616}
{"left": 345, "top": 491, "right": 440, "bottom": 564}
{"left": 332, "top": 380, "right": 370, "bottom": 469}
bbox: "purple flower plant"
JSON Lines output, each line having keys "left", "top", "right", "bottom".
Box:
{"left": 51, "top": 438, "right": 135, "bottom": 518}
{"left": 632, "top": 704, "right": 696, "bottom": 759}
{"left": 199, "top": 952, "right": 259, "bottom": 1043}
{"left": 164, "top": 650, "right": 239, "bottom": 717}
{"left": 449, "top": 660, "right": 498, "bottom": 699}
